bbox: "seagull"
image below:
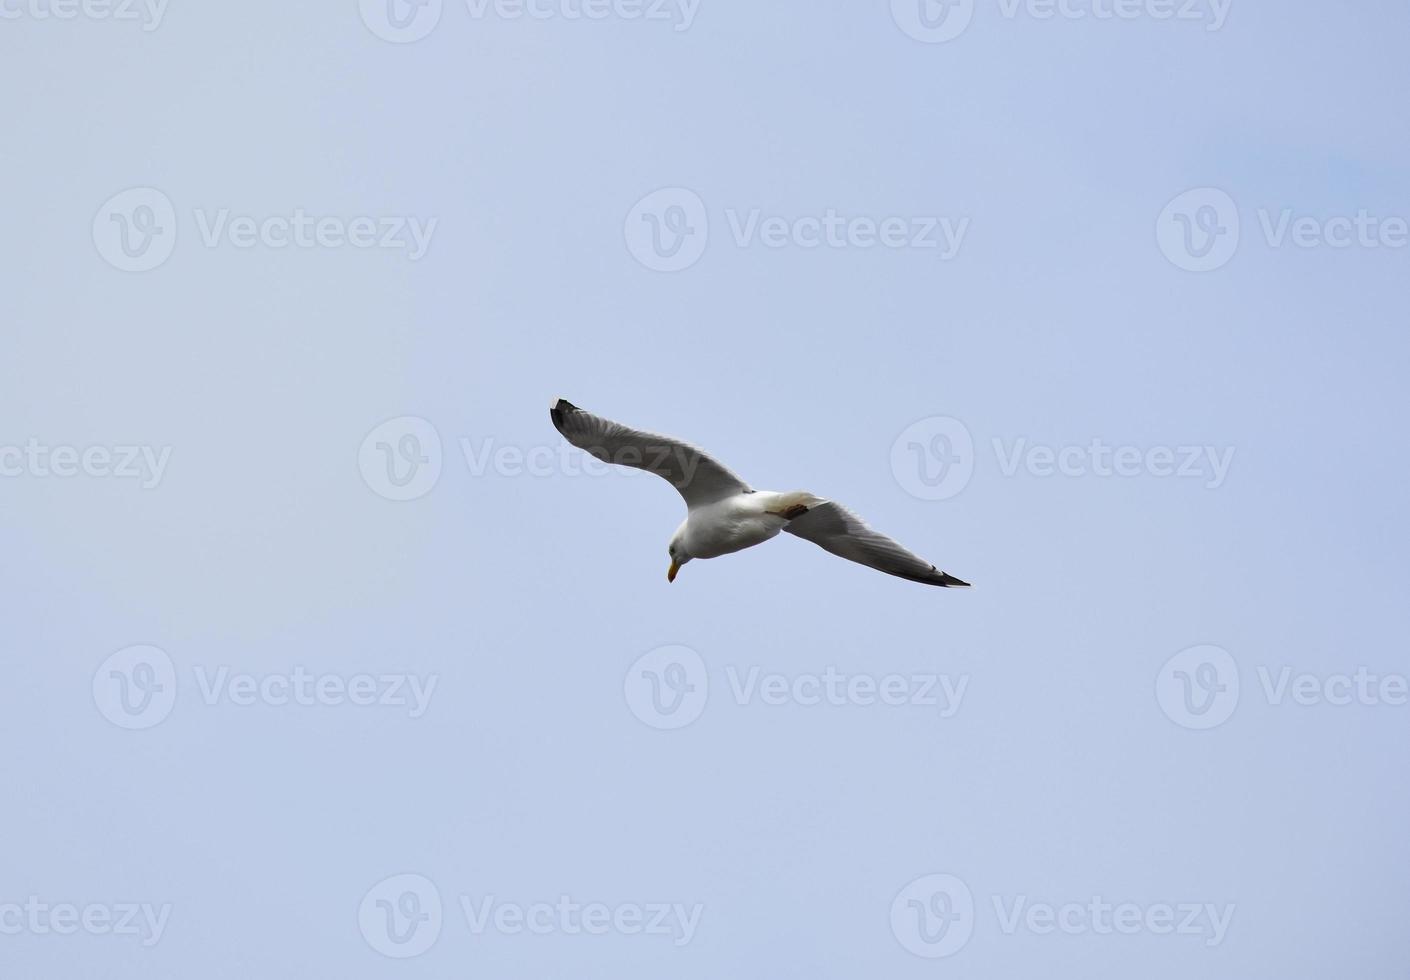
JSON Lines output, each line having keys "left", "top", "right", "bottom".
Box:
{"left": 549, "top": 399, "right": 970, "bottom": 589}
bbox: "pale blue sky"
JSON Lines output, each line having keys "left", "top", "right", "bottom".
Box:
{"left": 2, "top": 1, "right": 1408, "bottom": 976}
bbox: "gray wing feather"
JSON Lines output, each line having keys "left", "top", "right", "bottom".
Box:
{"left": 783, "top": 501, "right": 970, "bottom": 588}
{"left": 549, "top": 398, "right": 751, "bottom": 508}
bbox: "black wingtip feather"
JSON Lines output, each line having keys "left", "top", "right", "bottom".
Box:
{"left": 549, "top": 397, "right": 578, "bottom": 431}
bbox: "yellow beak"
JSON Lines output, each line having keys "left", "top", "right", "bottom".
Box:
{"left": 667, "top": 560, "right": 680, "bottom": 583}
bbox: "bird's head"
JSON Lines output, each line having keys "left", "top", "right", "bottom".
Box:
{"left": 667, "top": 525, "right": 693, "bottom": 583}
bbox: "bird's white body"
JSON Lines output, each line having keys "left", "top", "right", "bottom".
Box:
{"left": 676, "top": 491, "right": 818, "bottom": 559}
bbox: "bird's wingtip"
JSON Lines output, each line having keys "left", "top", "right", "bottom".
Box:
{"left": 549, "top": 397, "right": 578, "bottom": 428}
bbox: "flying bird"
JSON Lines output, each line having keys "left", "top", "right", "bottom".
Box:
{"left": 549, "top": 398, "right": 970, "bottom": 589}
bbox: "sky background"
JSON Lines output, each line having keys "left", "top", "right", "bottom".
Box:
{"left": 2, "top": 0, "right": 1408, "bottom": 976}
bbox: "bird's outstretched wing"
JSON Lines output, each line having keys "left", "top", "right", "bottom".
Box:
{"left": 784, "top": 500, "right": 970, "bottom": 588}
{"left": 549, "top": 398, "right": 752, "bottom": 508}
